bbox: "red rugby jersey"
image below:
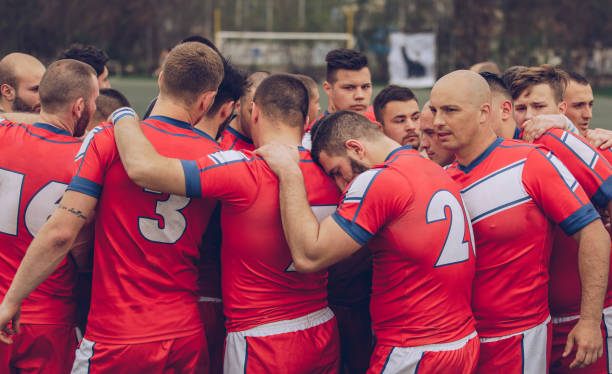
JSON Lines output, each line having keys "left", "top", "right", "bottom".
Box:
{"left": 533, "top": 129, "right": 612, "bottom": 317}
{"left": 181, "top": 147, "right": 340, "bottom": 332}
{"left": 218, "top": 126, "right": 255, "bottom": 152}
{"left": 0, "top": 120, "right": 81, "bottom": 325}
{"left": 446, "top": 137, "right": 599, "bottom": 338}
{"left": 334, "top": 146, "right": 476, "bottom": 347}
{"left": 67, "top": 115, "right": 220, "bottom": 344}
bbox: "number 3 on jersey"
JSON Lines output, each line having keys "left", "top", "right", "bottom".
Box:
{"left": 138, "top": 189, "right": 190, "bottom": 244}
{"left": 426, "top": 189, "right": 475, "bottom": 267}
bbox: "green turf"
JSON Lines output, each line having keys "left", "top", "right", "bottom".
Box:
{"left": 110, "top": 77, "right": 612, "bottom": 130}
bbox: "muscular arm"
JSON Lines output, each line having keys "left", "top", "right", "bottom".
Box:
{"left": 112, "top": 113, "right": 186, "bottom": 196}
{"left": 0, "top": 191, "right": 96, "bottom": 343}
{"left": 566, "top": 218, "right": 611, "bottom": 368}
{"left": 276, "top": 159, "right": 361, "bottom": 273}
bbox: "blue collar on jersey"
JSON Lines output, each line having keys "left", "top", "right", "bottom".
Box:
{"left": 513, "top": 126, "right": 522, "bottom": 140}
{"left": 384, "top": 145, "right": 412, "bottom": 162}
{"left": 147, "top": 115, "right": 216, "bottom": 143}
{"left": 226, "top": 125, "right": 253, "bottom": 144}
{"left": 457, "top": 137, "right": 503, "bottom": 174}
{"left": 32, "top": 122, "right": 72, "bottom": 137}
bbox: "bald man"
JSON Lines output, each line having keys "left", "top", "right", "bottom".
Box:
{"left": 0, "top": 53, "right": 46, "bottom": 113}
{"left": 418, "top": 101, "right": 455, "bottom": 167}
{"left": 430, "top": 70, "right": 610, "bottom": 373}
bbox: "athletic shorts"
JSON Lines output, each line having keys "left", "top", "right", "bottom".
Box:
{"left": 367, "top": 331, "right": 479, "bottom": 374}
{"left": 0, "top": 323, "right": 78, "bottom": 374}
{"left": 198, "top": 297, "right": 225, "bottom": 374}
{"left": 223, "top": 307, "right": 340, "bottom": 374}
{"left": 330, "top": 303, "right": 373, "bottom": 374}
{"left": 477, "top": 316, "right": 552, "bottom": 374}
{"left": 550, "top": 306, "right": 612, "bottom": 374}
{"left": 71, "top": 329, "right": 205, "bottom": 374}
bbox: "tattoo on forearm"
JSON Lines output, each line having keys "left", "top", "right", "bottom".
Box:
{"left": 58, "top": 204, "right": 87, "bottom": 220}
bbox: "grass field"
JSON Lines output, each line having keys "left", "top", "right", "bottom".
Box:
{"left": 110, "top": 77, "right": 612, "bottom": 130}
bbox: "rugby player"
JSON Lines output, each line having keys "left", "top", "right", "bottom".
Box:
{"left": 373, "top": 85, "right": 421, "bottom": 149}
{"left": 61, "top": 44, "right": 111, "bottom": 89}
{"left": 0, "top": 53, "right": 45, "bottom": 113}
{"left": 419, "top": 101, "right": 456, "bottom": 167}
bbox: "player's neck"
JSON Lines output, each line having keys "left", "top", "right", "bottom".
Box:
{"left": 455, "top": 129, "right": 498, "bottom": 167}
{"left": 258, "top": 123, "right": 302, "bottom": 148}
{"left": 376, "top": 137, "right": 403, "bottom": 164}
{"left": 150, "top": 97, "right": 198, "bottom": 126}
{"left": 500, "top": 118, "right": 518, "bottom": 139}
{"left": 38, "top": 111, "right": 74, "bottom": 135}
{"left": 229, "top": 117, "right": 248, "bottom": 137}
{"left": 194, "top": 116, "right": 219, "bottom": 139}
{"left": 0, "top": 101, "right": 10, "bottom": 113}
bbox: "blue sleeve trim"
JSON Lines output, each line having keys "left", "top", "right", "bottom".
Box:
{"left": 559, "top": 203, "right": 600, "bottom": 236}
{"left": 332, "top": 212, "right": 373, "bottom": 245}
{"left": 67, "top": 176, "right": 102, "bottom": 198}
{"left": 181, "top": 159, "right": 202, "bottom": 198}
{"left": 592, "top": 176, "right": 612, "bottom": 209}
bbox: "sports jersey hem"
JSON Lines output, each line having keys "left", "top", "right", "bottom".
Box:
{"left": 226, "top": 307, "right": 334, "bottom": 337}
{"left": 84, "top": 325, "right": 203, "bottom": 344}
{"left": 181, "top": 159, "right": 201, "bottom": 197}
{"left": 559, "top": 203, "right": 599, "bottom": 236}
{"left": 379, "top": 331, "right": 478, "bottom": 352}
{"left": 479, "top": 315, "right": 551, "bottom": 342}
{"left": 67, "top": 176, "right": 102, "bottom": 198}
{"left": 592, "top": 177, "right": 612, "bottom": 208}
{"left": 332, "top": 212, "right": 373, "bottom": 245}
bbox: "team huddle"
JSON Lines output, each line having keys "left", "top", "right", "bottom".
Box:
{"left": 0, "top": 36, "right": 611, "bottom": 374}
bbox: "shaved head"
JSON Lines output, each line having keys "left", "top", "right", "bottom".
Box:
{"left": 429, "top": 70, "right": 495, "bottom": 163}
{"left": 432, "top": 70, "right": 491, "bottom": 109}
{"left": 0, "top": 53, "right": 46, "bottom": 112}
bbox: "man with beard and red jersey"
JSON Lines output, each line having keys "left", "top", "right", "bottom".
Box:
{"left": 509, "top": 65, "right": 612, "bottom": 374}
{"left": 0, "top": 53, "right": 46, "bottom": 114}
{"left": 373, "top": 85, "right": 421, "bottom": 149}
{"left": 0, "top": 59, "right": 98, "bottom": 374}
{"left": 111, "top": 74, "right": 342, "bottom": 373}
{"left": 431, "top": 70, "right": 610, "bottom": 373}
{"left": 255, "top": 110, "right": 479, "bottom": 373}
{"left": 217, "top": 71, "right": 269, "bottom": 152}
{"left": 0, "top": 42, "right": 225, "bottom": 373}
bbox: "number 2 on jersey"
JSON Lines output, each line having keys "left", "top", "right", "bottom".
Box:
{"left": 426, "top": 190, "right": 473, "bottom": 267}
{"left": 138, "top": 189, "right": 190, "bottom": 244}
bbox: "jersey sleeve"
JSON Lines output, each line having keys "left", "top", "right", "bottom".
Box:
{"left": 180, "top": 150, "right": 258, "bottom": 208}
{"left": 538, "top": 129, "right": 612, "bottom": 209}
{"left": 66, "top": 125, "right": 115, "bottom": 199}
{"left": 332, "top": 168, "right": 408, "bottom": 245}
{"left": 522, "top": 146, "right": 600, "bottom": 236}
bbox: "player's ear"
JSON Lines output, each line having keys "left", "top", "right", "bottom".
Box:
{"left": 157, "top": 71, "right": 164, "bottom": 89}
{"left": 323, "top": 81, "right": 332, "bottom": 96}
{"left": 558, "top": 101, "right": 567, "bottom": 114}
{"left": 0, "top": 84, "right": 15, "bottom": 101}
{"left": 345, "top": 139, "right": 365, "bottom": 159}
{"left": 372, "top": 121, "right": 384, "bottom": 130}
{"left": 200, "top": 90, "right": 217, "bottom": 114}
{"left": 219, "top": 100, "right": 234, "bottom": 121}
{"left": 501, "top": 100, "right": 513, "bottom": 121}
{"left": 251, "top": 102, "right": 260, "bottom": 125}
{"left": 72, "top": 97, "right": 85, "bottom": 118}
{"left": 479, "top": 103, "right": 491, "bottom": 125}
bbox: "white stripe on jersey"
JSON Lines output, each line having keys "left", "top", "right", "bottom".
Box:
{"left": 208, "top": 150, "right": 248, "bottom": 165}
{"left": 461, "top": 159, "right": 532, "bottom": 224}
{"left": 545, "top": 151, "right": 579, "bottom": 191}
{"left": 561, "top": 131, "right": 599, "bottom": 168}
{"left": 311, "top": 205, "right": 337, "bottom": 222}
{"left": 345, "top": 169, "right": 382, "bottom": 202}
{"left": 75, "top": 126, "right": 104, "bottom": 162}
{"left": 71, "top": 337, "right": 95, "bottom": 374}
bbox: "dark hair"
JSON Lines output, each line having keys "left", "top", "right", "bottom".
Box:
{"left": 60, "top": 44, "right": 109, "bottom": 77}
{"left": 161, "top": 42, "right": 224, "bottom": 106}
{"left": 206, "top": 63, "right": 247, "bottom": 117}
{"left": 180, "top": 35, "right": 221, "bottom": 54}
{"left": 325, "top": 48, "right": 368, "bottom": 83}
{"left": 501, "top": 65, "right": 527, "bottom": 90}
{"left": 253, "top": 74, "right": 308, "bottom": 129}
{"left": 480, "top": 72, "right": 511, "bottom": 100}
{"left": 311, "top": 110, "right": 382, "bottom": 165}
{"left": 39, "top": 59, "right": 97, "bottom": 113}
{"left": 568, "top": 71, "right": 589, "bottom": 85}
{"left": 373, "top": 85, "right": 417, "bottom": 123}
{"left": 94, "top": 88, "right": 131, "bottom": 120}
{"left": 510, "top": 65, "right": 569, "bottom": 103}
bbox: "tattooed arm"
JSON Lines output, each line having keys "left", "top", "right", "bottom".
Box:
{"left": 0, "top": 191, "right": 96, "bottom": 343}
